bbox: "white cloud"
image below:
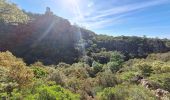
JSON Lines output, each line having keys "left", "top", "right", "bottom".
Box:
{"left": 90, "top": 0, "right": 169, "bottom": 19}
{"left": 87, "top": 2, "right": 94, "bottom": 7}
{"left": 71, "top": 0, "right": 169, "bottom": 30}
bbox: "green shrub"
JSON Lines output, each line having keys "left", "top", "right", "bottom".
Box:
{"left": 103, "top": 51, "right": 124, "bottom": 73}
{"left": 117, "top": 71, "right": 137, "bottom": 82}
{"left": 2, "top": 84, "right": 80, "bottom": 100}
{"left": 62, "top": 63, "right": 90, "bottom": 79}
{"left": 97, "top": 84, "right": 156, "bottom": 100}
{"left": 152, "top": 61, "right": 170, "bottom": 73}
{"left": 8, "top": 63, "right": 34, "bottom": 88}
{"left": 92, "top": 51, "right": 112, "bottom": 64}
{"left": 147, "top": 52, "right": 170, "bottom": 62}
{"left": 149, "top": 73, "right": 170, "bottom": 91}
{"left": 57, "top": 62, "right": 71, "bottom": 68}
{"left": 135, "top": 63, "right": 153, "bottom": 76}
{"left": 0, "top": 66, "right": 8, "bottom": 82}
{"left": 92, "top": 61, "right": 103, "bottom": 74}
{"left": 97, "top": 85, "right": 128, "bottom": 100}
{"left": 31, "top": 66, "right": 47, "bottom": 78}
{"left": 0, "top": 52, "right": 34, "bottom": 88}
{"left": 0, "top": 0, "right": 29, "bottom": 23}
{"left": 35, "top": 85, "right": 80, "bottom": 100}
{"left": 47, "top": 70, "right": 66, "bottom": 86}
{"left": 65, "top": 77, "right": 95, "bottom": 100}
{"left": 0, "top": 51, "right": 26, "bottom": 68}
{"left": 106, "top": 62, "right": 121, "bottom": 73}
{"left": 95, "top": 70, "right": 118, "bottom": 88}
{"left": 110, "top": 51, "right": 124, "bottom": 64}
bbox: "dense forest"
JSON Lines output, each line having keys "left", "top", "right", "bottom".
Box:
{"left": 0, "top": 0, "right": 170, "bottom": 100}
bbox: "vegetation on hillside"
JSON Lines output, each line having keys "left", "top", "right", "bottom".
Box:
{"left": 0, "top": 0, "right": 170, "bottom": 100}
{"left": 0, "top": 0, "right": 29, "bottom": 24}
{"left": 0, "top": 0, "right": 170, "bottom": 65}
{"left": 0, "top": 51, "right": 170, "bottom": 100}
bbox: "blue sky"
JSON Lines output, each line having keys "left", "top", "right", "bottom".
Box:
{"left": 10, "top": 0, "right": 170, "bottom": 38}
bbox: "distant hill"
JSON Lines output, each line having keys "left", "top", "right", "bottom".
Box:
{"left": 94, "top": 35, "right": 170, "bottom": 60}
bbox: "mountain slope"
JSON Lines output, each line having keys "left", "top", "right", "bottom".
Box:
{"left": 0, "top": 3, "right": 169, "bottom": 65}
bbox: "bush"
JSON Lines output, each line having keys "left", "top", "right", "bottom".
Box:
{"left": 65, "top": 77, "right": 95, "bottom": 100}
{"left": 2, "top": 84, "right": 80, "bottom": 100}
{"left": 147, "top": 52, "right": 170, "bottom": 62}
{"left": 106, "top": 62, "right": 121, "bottom": 73}
{"left": 0, "top": 51, "right": 34, "bottom": 88}
{"left": 92, "top": 51, "right": 112, "bottom": 64}
{"left": 8, "top": 63, "right": 34, "bottom": 88}
{"left": 0, "top": 66, "right": 8, "bottom": 82}
{"left": 35, "top": 85, "right": 80, "bottom": 100}
{"left": 103, "top": 51, "right": 124, "bottom": 73}
{"left": 92, "top": 61, "right": 103, "bottom": 74}
{"left": 47, "top": 69, "right": 66, "bottom": 86}
{"left": 135, "top": 62, "right": 153, "bottom": 76}
{"left": 126, "top": 55, "right": 170, "bottom": 75}
{"left": 95, "top": 70, "right": 118, "bottom": 88}
{"left": 0, "top": 0, "right": 29, "bottom": 23}
{"left": 97, "top": 84, "right": 156, "bottom": 100}
{"left": 152, "top": 61, "right": 170, "bottom": 73}
{"left": 62, "top": 63, "right": 90, "bottom": 79}
{"left": 149, "top": 73, "right": 170, "bottom": 91}
{"left": 0, "top": 51, "right": 25, "bottom": 68}
{"left": 31, "top": 66, "right": 47, "bottom": 78}
{"left": 96, "top": 85, "right": 129, "bottom": 100}
{"left": 110, "top": 51, "right": 124, "bottom": 63}
{"left": 117, "top": 71, "right": 137, "bottom": 82}
{"left": 57, "top": 62, "right": 71, "bottom": 68}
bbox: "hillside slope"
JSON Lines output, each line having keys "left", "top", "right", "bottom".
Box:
{"left": 0, "top": 2, "right": 169, "bottom": 65}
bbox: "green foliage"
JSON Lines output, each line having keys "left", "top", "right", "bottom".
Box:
{"left": 0, "top": 0, "right": 29, "bottom": 23}
{"left": 149, "top": 73, "right": 170, "bottom": 91}
{"left": 65, "top": 63, "right": 91, "bottom": 79}
{"left": 0, "top": 66, "right": 8, "bottom": 82}
{"left": 92, "top": 61, "right": 103, "bottom": 74}
{"left": 106, "top": 62, "right": 121, "bottom": 73}
{"left": 0, "top": 1, "right": 170, "bottom": 99}
{"left": 95, "top": 35, "right": 169, "bottom": 60}
{"left": 147, "top": 52, "right": 170, "bottom": 62}
{"left": 95, "top": 70, "right": 118, "bottom": 88}
{"left": 47, "top": 69, "right": 66, "bottom": 86}
{"left": 8, "top": 62, "right": 34, "bottom": 88}
{"left": 31, "top": 66, "right": 47, "bottom": 78}
{"left": 125, "top": 54, "right": 170, "bottom": 76}
{"left": 0, "top": 51, "right": 34, "bottom": 88}
{"left": 0, "top": 92, "right": 8, "bottom": 99}
{"left": 104, "top": 51, "right": 124, "bottom": 73}
{"left": 0, "top": 51, "right": 25, "bottom": 68}
{"left": 117, "top": 71, "right": 137, "bottom": 82}
{"left": 97, "top": 85, "right": 128, "bottom": 100}
{"left": 49, "top": 63, "right": 95, "bottom": 99}
{"left": 1, "top": 50, "right": 170, "bottom": 99}
{"left": 110, "top": 51, "right": 124, "bottom": 63}
{"left": 2, "top": 84, "right": 80, "bottom": 100}
{"left": 0, "top": 1, "right": 169, "bottom": 66}
{"left": 97, "top": 84, "right": 156, "bottom": 100}
{"left": 57, "top": 62, "right": 71, "bottom": 68}
{"left": 152, "top": 61, "right": 170, "bottom": 74}
{"left": 135, "top": 62, "right": 153, "bottom": 76}
{"left": 34, "top": 85, "right": 80, "bottom": 100}
{"left": 92, "top": 51, "right": 112, "bottom": 64}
